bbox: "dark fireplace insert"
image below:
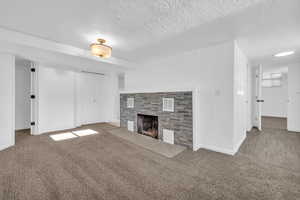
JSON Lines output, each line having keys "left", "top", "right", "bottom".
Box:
{"left": 137, "top": 114, "right": 158, "bottom": 139}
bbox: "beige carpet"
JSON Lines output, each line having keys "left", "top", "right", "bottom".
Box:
{"left": 0, "top": 121, "right": 299, "bottom": 200}
{"left": 262, "top": 116, "right": 287, "bottom": 130}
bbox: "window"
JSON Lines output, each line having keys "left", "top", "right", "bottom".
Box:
{"left": 262, "top": 73, "right": 282, "bottom": 87}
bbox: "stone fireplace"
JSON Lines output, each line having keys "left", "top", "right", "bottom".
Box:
{"left": 137, "top": 114, "right": 158, "bottom": 139}
{"left": 120, "top": 91, "right": 193, "bottom": 149}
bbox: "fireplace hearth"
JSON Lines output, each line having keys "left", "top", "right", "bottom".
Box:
{"left": 137, "top": 114, "right": 158, "bottom": 139}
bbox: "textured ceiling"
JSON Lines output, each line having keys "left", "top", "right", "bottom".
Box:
{"left": 0, "top": 0, "right": 299, "bottom": 67}
{"left": 109, "top": 0, "right": 265, "bottom": 43}
{"left": 0, "top": 0, "right": 265, "bottom": 59}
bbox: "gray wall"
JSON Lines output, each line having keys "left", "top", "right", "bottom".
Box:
{"left": 120, "top": 92, "right": 193, "bottom": 148}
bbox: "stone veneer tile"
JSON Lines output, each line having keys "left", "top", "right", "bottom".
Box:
{"left": 120, "top": 92, "right": 193, "bottom": 149}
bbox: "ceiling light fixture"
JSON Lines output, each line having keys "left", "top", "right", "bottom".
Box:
{"left": 274, "top": 51, "right": 295, "bottom": 57}
{"left": 90, "top": 39, "right": 112, "bottom": 58}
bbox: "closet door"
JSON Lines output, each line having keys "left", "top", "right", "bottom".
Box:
{"left": 79, "top": 72, "right": 106, "bottom": 125}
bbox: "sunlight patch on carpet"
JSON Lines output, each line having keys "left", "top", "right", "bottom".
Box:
{"left": 50, "top": 132, "right": 78, "bottom": 141}
{"left": 72, "top": 129, "right": 98, "bottom": 137}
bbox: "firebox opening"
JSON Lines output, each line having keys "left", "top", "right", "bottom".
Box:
{"left": 137, "top": 114, "right": 158, "bottom": 139}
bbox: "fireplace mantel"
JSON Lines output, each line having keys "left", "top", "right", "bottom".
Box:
{"left": 119, "top": 88, "right": 195, "bottom": 94}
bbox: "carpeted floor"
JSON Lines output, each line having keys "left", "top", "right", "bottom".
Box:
{"left": 0, "top": 119, "right": 299, "bottom": 200}
{"left": 262, "top": 116, "right": 287, "bottom": 130}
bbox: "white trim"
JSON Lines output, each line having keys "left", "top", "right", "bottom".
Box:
{"left": 287, "top": 128, "right": 300, "bottom": 133}
{"left": 233, "top": 133, "right": 247, "bottom": 155}
{"left": 192, "top": 89, "right": 200, "bottom": 151}
{"left": 200, "top": 144, "right": 236, "bottom": 155}
{"left": 108, "top": 120, "right": 120, "bottom": 127}
{"left": 0, "top": 27, "right": 132, "bottom": 68}
{"left": 30, "top": 62, "right": 40, "bottom": 135}
{"left": 120, "top": 88, "right": 195, "bottom": 94}
{"left": 11, "top": 55, "right": 16, "bottom": 147}
{"left": 262, "top": 115, "right": 287, "bottom": 118}
{"left": 247, "top": 126, "right": 254, "bottom": 132}
{"left": 0, "top": 144, "right": 12, "bottom": 151}
{"left": 199, "top": 133, "right": 246, "bottom": 156}
{"left": 38, "top": 125, "right": 76, "bottom": 135}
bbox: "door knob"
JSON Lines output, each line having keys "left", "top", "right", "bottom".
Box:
{"left": 256, "top": 100, "right": 264, "bottom": 102}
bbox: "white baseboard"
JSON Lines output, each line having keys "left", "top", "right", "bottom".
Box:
{"left": 38, "top": 125, "right": 76, "bottom": 135}
{"left": 15, "top": 127, "right": 31, "bottom": 131}
{"left": 233, "top": 134, "right": 247, "bottom": 155}
{"left": 288, "top": 128, "right": 300, "bottom": 133}
{"left": 193, "top": 144, "right": 201, "bottom": 151}
{"left": 199, "top": 144, "right": 236, "bottom": 155}
{"left": 108, "top": 120, "right": 120, "bottom": 127}
{"left": 0, "top": 143, "right": 14, "bottom": 152}
{"left": 197, "top": 134, "right": 247, "bottom": 156}
{"left": 262, "top": 115, "right": 287, "bottom": 118}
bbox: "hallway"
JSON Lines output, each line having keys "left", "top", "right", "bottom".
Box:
{"left": 238, "top": 117, "right": 299, "bottom": 172}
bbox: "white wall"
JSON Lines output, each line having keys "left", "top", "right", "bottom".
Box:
{"left": 37, "top": 65, "right": 119, "bottom": 134}
{"left": 288, "top": 63, "right": 300, "bottom": 132}
{"left": 38, "top": 66, "right": 76, "bottom": 133}
{"left": 0, "top": 54, "right": 15, "bottom": 151}
{"left": 125, "top": 41, "right": 245, "bottom": 154}
{"left": 233, "top": 43, "right": 248, "bottom": 151}
{"left": 262, "top": 74, "right": 288, "bottom": 118}
{"left": 15, "top": 60, "right": 31, "bottom": 130}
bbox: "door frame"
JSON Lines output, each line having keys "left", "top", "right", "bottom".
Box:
{"left": 253, "top": 65, "right": 263, "bottom": 131}
{"left": 30, "top": 62, "right": 39, "bottom": 135}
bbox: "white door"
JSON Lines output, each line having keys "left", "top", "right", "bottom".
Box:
{"left": 288, "top": 64, "right": 300, "bottom": 132}
{"left": 77, "top": 72, "right": 106, "bottom": 125}
{"left": 246, "top": 64, "right": 252, "bottom": 131}
{"left": 254, "top": 65, "right": 263, "bottom": 130}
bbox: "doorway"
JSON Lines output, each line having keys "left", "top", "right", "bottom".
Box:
{"left": 15, "top": 57, "right": 31, "bottom": 139}
{"left": 261, "top": 66, "right": 288, "bottom": 130}
{"left": 254, "top": 65, "right": 289, "bottom": 130}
